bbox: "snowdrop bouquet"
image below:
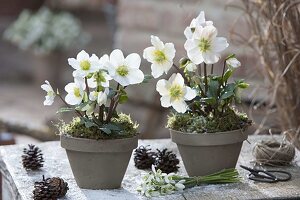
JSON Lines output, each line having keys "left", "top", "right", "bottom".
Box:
{"left": 138, "top": 165, "right": 239, "bottom": 197}
{"left": 143, "top": 11, "right": 251, "bottom": 133}
{"left": 42, "top": 49, "right": 147, "bottom": 139}
{"left": 3, "top": 7, "right": 88, "bottom": 54}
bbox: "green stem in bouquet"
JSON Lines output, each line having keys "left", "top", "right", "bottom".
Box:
{"left": 138, "top": 166, "right": 240, "bottom": 197}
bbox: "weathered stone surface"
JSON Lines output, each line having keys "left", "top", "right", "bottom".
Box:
{"left": 0, "top": 135, "right": 300, "bottom": 199}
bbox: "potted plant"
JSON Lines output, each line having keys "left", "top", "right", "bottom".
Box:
{"left": 143, "top": 11, "right": 252, "bottom": 176}
{"left": 41, "top": 49, "right": 146, "bottom": 189}
{"left": 3, "top": 7, "right": 88, "bottom": 86}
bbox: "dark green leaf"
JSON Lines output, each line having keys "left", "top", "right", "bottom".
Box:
{"left": 103, "top": 123, "right": 122, "bottom": 131}
{"left": 208, "top": 80, "right": 219, "bottom": 98}
{"left": 100, "top": 128, "right": 111, "bottom": 134}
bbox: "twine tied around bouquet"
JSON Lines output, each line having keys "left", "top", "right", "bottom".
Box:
{"left": 253, "top": 139, "right": 295, "bottom": 166}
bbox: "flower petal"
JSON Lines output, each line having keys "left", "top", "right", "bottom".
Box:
{"left": 202, "top": 51, "right": 220, "bottom": 64}
{"left": 110, "top": 49, "right": 124, "bottom": 66}
{"left": 211, "top": 37, "right": 229, "bottom": 53}
{"left": 171, "top": 100, "right": 187, "bottom": 113}
{"left": 156, "top": 79, "right": 170, "bottom": 95}
{"left": 65, "top": 94, "right": 82, "bottom": 105}
{"left": 143, "top": 46, "right": 156, "bottom": 62}
{"left": 151, "top": 35, "right": 164, "bottom": 50}
{"left": 172, "top": 73, "right": 185, "bottom": 86}
{"left": 184, "top": 86, "right": 197, "bottom": 100}
{"left": 160, "top": 96, "right": 171, "bottom": 108}
{"left": 68, "top": 58, "right": 80, "bottom": 70}
{"left": 76, "top": 50, "right": 89, "bottom": 60}
{"left": 151, "top": 63, "right": 164, "bottom": 78}
{"left": 164, "top": 43, "right": 176, "bottom": 60}
{"left": 128, "top": 69, "right": 144, "bottom": 85}
{"left": 125, "top": 53, "right": 141, "bottom": 69}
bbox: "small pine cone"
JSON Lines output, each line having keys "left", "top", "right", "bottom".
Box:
{"left": 33, "top": 176, "right": 69, "bottom": 200}
{"left": 134, "top": 145, "right": 155, "bottom": 169}
{"left": 22, "top": 144, "right": 44, "bottom": 170}
{"left": 154, "top": 148, "right": 179, "bottom": 173}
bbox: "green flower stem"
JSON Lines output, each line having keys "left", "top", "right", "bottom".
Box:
{"left": 183, "top": 168, "right": 239, "bottom": 187}
{"left": 211, "top": 64, "right": 214, "bottom": 74}
{"left": 203, "top": 63, "right": 208, "bottom": 93}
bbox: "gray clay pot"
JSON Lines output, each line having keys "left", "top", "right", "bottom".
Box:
{"left": 170, "top": 129, "right": 248, "bottom": 176}
{"left": 61, "top": 134, "right": 138, "bottom": 189}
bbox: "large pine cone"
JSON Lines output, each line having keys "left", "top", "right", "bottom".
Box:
{"left": 22, "top": 144, "right": 44, "bottom": 170}
{"left": 154, "top": 148, "right": 179, "bottom": 173}
{"left": 33, "top": 176, "right": 69, "bottom": 200}
{"left": 134, "top": 145, "right": 155, "bottom": 169}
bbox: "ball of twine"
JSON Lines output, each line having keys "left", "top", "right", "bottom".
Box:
{"left": 253, "top": 139, "right": 295, "bottom": 166}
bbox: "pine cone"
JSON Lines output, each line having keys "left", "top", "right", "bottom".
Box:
{"left": 134, "top": 145, "right": 155, "bottom": 169}
{"left": 33, "top": 176, "right": 69, "bottom": 200}
{"left": 154, "top": 148, "right": 179, "bottom": 173}
{"left": 22, "top": 144, "right": 44, "bottom": 170}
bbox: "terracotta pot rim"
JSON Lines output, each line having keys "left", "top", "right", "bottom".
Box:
{"left": 60, "top": 134, "right": 138, "bottom": 153}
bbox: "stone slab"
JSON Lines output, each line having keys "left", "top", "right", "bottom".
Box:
{"left": 0, "top": 135, "right": 300, "bottom": 199}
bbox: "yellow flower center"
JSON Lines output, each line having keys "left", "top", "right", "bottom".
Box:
{"left": 74, "top": 87, "right": 81, "bottom": 97}
{"left": 199, "top": 38, "right": 211, "bottom": 52}
{"left": 153, "top": 50, "right": 167, "bottom": 63}
{"left": 80, "top": 60, "right": 91, "bottom": 71}
{"left": 47, "top": 90, "right": 55, "bottom": 97}
{"left": 169, "top": 84, "right": 183, "bottom": 100}
{"left": 116, "top": 65, "right": 129, "bottom": 77}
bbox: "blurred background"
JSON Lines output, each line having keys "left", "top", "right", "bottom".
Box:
{"left": 1, "top": 0, "right": 298, "bottom": 145}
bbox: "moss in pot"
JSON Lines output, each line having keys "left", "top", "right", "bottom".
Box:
{"left": 142, "top": 11, "right": 252, "bottom": 176}
{"left": 41, "top": 49, "right": 149, "bottom": 189}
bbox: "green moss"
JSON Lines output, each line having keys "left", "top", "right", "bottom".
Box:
{"left": 59, "top": 113, "right": 139, "bottom": 140}
{"left": 167, "top": 108, "right": 251, "bottom": 133}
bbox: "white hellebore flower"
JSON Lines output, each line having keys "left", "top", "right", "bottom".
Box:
{"left": 41, "top": 80, "right": 56, "bottom": 106}
{"left": 185, "top": 62, "right": 197, "bottom": 72}
{"left": 107, "top": 49, "right": 144, "bottom": 86}
{"left": 64, "top": 79, "right": 86, "bottom": 105}
{"left": 143, "top": 35, "right": 176, "bottom": 78}
{"left": 156, "top": 73, "right": 196, "bottom": 113}
{"left": 226, "top": 57, "right": 241, "bottom": 69}
{"left": 184, "top": 11, "right": 213, "bottom": 39}
{"left": 184, "top": 25, "right": 229, "bottom": 64}
{"left": 68, "top": 50, "right": 100, "bottom": 78}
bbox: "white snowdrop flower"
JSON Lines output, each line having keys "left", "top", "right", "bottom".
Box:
{"left": 175, "top": 180, "right": 186, "bottom": 190}
{"left": 97, "top": 88, "right": 109, "bottom": 106}
{"left": 185, "top": 62, "right": 197, "bottom": 72}
{"left": 184, "top": 11, "right": 213, "bottom": 39}
{"left": 107, "top": 49, "right": 144, "bottom": 86}
{"left": 143, "top": 35, "right": 176, "bottom": 78}
{"left": 87, "top": 71, "right": 112, "bottom": 88}
{"left": 184, "top": 25, "right": 229, "bottom": 64}
{"left": 156, "top": 73, "right": 196, "bottom": 113}
{"left": 64, "top": 79, "right": 86, "bottom": 105}
{"left": 226, "top": 57, "right": 241, "bottom": 69}
{"left": 41, "top": 80, "right": 56, "bottom": 106}
{"left": 68, "top": 50, "right": 100, "bottom": 78}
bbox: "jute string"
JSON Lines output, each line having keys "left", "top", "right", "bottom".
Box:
{"left": 253, "top": 138, "right": 295, "bottom": 166}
